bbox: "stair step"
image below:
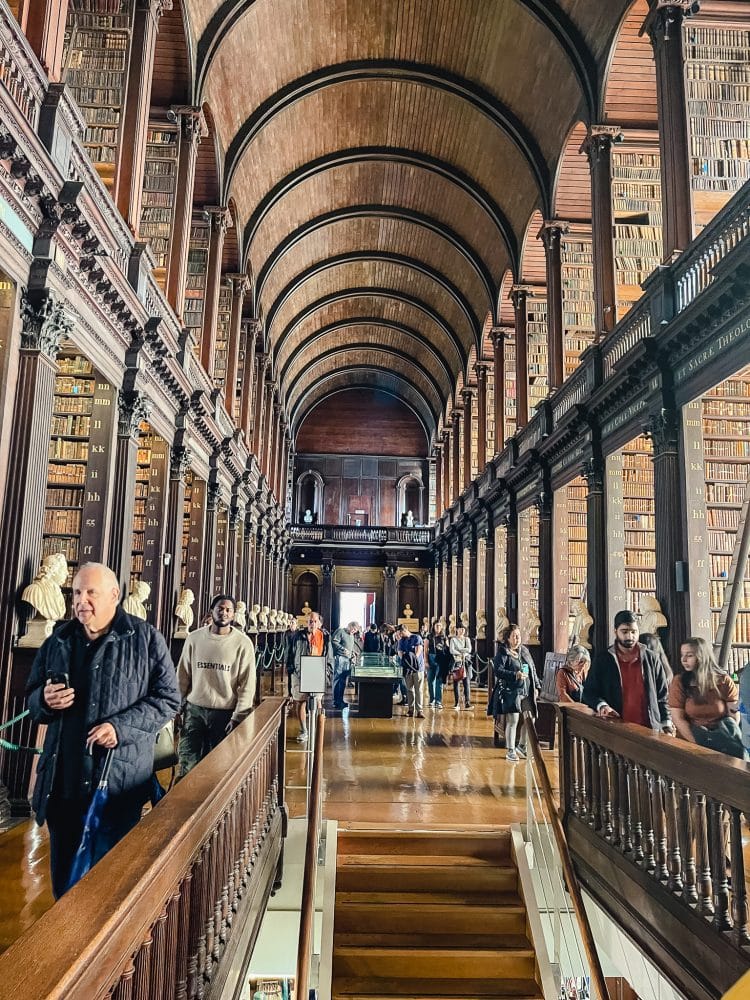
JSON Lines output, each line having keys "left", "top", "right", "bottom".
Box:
{"left": 336, "top": 864, "right": 518, "bottom": 894}
{"left": 334, "top": 900, "right": 527, "bottom": 934}
{"left": 332, "top": 976, "right": 542, "bottom": 998}
{"left": 335, "top": 932, "right": 532, "bottom": 950}
{"left": 338, "top": 852, "right": 505, "bottom": 868}
{"left": 333, "top": 945, "right": 536, "bottom": 980}
{"left": 337, "top": 829, "right": 511, "bottom": 861}
{"left": 336, "top": 890, "right": 523, "bottom": 907}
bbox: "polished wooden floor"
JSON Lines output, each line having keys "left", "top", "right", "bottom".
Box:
{"left": 0, "top": 684, "right": 539, "bottom": 953}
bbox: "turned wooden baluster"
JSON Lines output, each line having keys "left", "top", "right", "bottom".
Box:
{"left": 175, "top": 871, "right": 193, "bottom": 1000}
{"left": 694, "top": 792, "right": 714, "bottom": 916}
{"left": 203, "top": 828, "right": 220, "bottom": 987}
{"left": 664, "top": 778, "right": 683, "bottom": 892}
{"left": 162, "top": 889, "right": 181, "bottom": 997}
{"left": 640, "top": 768, "right": 656, "bottom": 873}
{"left": 708, "top": 799, "right": 731, "bottom": 931}
{"left": 213, "top": 813, "right": 228, "bottom": 962}
{"left": 112, "top": 963, "right": 135, "bottom": 1000}
{"left": 609, "top": 752, "right": 621, "bottom": 847}
{"left": 653, "top": 773, "right": 669, "bottom": 882}
{"left": 677, "top": 785, "right": 697, "bottom": 905}
{"left": 190, "top": 844, "right": 210, "bottom": 1000}
{"left": 132, "top": 930, "right": 153, "bottom": 1000}
{"left": 629, "top": 762, "right": 644, "bottom": 862}
{"left": 570, "top": 734, "right": 581, "bottom": 816}
{"left": 148, "top": 907, "right": 168, "bottom": 998}
{"left": 618, "top": 756, "right": 632, "bottom": 853}
{"left": 730, "top": 807, "right": 750, "bottom": 945}
{"left": 590, "top": 742, "right": 601, "bottom": 830}
{"left": 577, "top": 735, "right": 588, "bottom": 821}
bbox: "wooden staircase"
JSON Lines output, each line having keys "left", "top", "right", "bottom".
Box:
{"left": 331, "top": 827, "right": 544, "bottom": 999}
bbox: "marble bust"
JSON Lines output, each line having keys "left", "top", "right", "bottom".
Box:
{"left": 247, "top": 603, "right": 260, "bottom": 632}
{"left": 234, "top": 600, "right": 247, "bottom": 630}
{"left": 174, "top": 588, "right": 195, "bottom": 639}
{"left": 19, "top": 552, "right": 68, "bottom": 647}
{"left": 258, "top": 605, "right": 269, "bottom": 630}
{"left": 640, "top": 595, "right": 668, "bottom": 635}
{"left": 571, "top": 598, "right": 593, "bottom": 649}
{"left": 496, "top": 607, "right": 510, "bottom": 635}
{"left": 476, "top": 610, "right": 487, "bottom": 640}
{"left": 269, "top": 609, "right": 278, "bottom": 631}
{"left": 122, "top": 579, "right": 150, "bottom": 620}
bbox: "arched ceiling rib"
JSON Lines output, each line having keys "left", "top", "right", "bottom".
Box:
{"left": 179, "top": 0, "right": 635, "bottom": 428}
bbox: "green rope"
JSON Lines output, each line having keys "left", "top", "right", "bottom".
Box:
{"left": 0, "top": 710, "right": 41, "bottom": 753}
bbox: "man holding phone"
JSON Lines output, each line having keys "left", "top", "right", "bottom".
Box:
{"left": 26, "top": 562, "right": 179, "bottom": 898}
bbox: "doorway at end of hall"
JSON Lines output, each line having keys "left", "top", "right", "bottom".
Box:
{"left": 338, "top": 590, "right": 376, "bottom": 629}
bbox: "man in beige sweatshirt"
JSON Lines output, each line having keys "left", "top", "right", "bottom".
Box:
{"left": 177, "top": 593, "right": 256, "bottom": 776}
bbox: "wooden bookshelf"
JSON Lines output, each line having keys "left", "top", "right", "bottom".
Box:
{"left": 139, "top": 121, "right": 179, "bottom": 290}
{"left": 703, "top": 368, "right": 750, "bottom": 673}
{"left": 561, "top": 231, "right": 595, "bottom": 377}
{"left": 469, "top": 391, "right": 478, "bottom": 480}
{"left": 622, "top": 434, "right": 656, "bottom": 614}
{"left": 567, "top": 477, "right": 588, "bottom": 637}
{"left": 129, "top": 424, "right": 150, "bottom": 589}
{"left": 44, "top": 352, "right": 115, "bottom": 591}
{"left": 234, "top": 330, "right": 246, "bottom": 426}
{"left": 495, "top": 521, "right": 508, "bottom": 615}
{"left": 526, "top": 293, "right": 548, "bottom": 413}
{"left": 486, "top": 364, "right": 496, "bottom": 459}
{"left": 518, "top": 505, "right": 540, "bottom": 640}
{"left": 180, "top": 470, "right": 193, "bottom": 587}
{"left": 183, "top": 475, "right": 206, "bottom": 603}
{"left": 612, "top": 146, "right": 664, "bottom": 320}
{"left": 504, "top": 334, "right": 516, "bottom": 441}
{"left": 63, "top": 0, "right": 134, "bottom": 191}
{"left": 213, "top": 505, "right": 228, "bottom": 596}
{"left": 213, "top": 280, "right": 232, "bottom": 390}
{"left": 684, "top": 20, "right": 750, "bottom": 233}
{"left": 184, "top": 216, "right": 210, "bottom": 353}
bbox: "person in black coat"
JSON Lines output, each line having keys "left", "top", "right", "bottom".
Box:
{"left": 488, "top": 623, "right": 537, "bottom": 758}
{"left": 582, "top": 609, "right": 673, "bottom": 733}
{"left": 26, "top": 562, "right": 179, "bottom": 898}
{"left": 363, "top": 623, "right": 383, "bottom": 654}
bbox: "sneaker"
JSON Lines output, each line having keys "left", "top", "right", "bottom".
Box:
{"left": 416, "top": 712, "right": 425, "bottom": 719}
{"left": 436, "top": 702, "right": 443, "bottom": 711}
{"left": 506, "top": 750, "right": 519, "bottom": 762}
{"left": 429, "top": 700, "right": 435, "bottom": 708}
{"left": 516, "top": 746, "right": 527, "bottom": 758}
{"left": 454, "top": 704, "right": 461, "bottom": 711}
{"left": 464, "top": 703, "right": 473, "bottom": 710}
{"left": 407, "top": 710, "right": 414, "bottom": 717}
{"left": 296, "top": 731, "right": 308, "bottom": 742}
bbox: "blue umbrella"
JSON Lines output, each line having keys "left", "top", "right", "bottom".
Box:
{"left": 66, "top": 747, "right": 114, "bottom": 893}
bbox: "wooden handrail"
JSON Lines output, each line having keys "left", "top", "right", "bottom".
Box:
{"left": 0, "top": 697, "right": 287, "bottom": 1000}
{"left": 522, "top": 707, "right": 611, "bottom": 1000}
{"left": 296, "top": 709, "right": 326, "bottom": 998}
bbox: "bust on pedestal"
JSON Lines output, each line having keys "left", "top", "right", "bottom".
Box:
{"left": 398, "top": 603, "right": 419, "bottom": 630}
{"left": 174, "top": 588, "right": 195, "bottom": 639}
{"left": 235, "top": 600, "right": 247, "bottom": 630}
{"left": 297, "top": 601, "right": 313, "bottom": 626}
{"left": 496, "top": 607, "right": 510, "bottom": 636}
{"left": 476, "top": 610, "right": 487, "bottom": 640}
{"left": 639, "top": 595, "right": 668, "bottom": 636}
{"left": 19, "top": 552, "right": 68, "bottom": 647}
{"left": 248, "top": 603, "right": 259, "bottom": 633}
{"left": 258, "top": 605, "right": 269, "bottom": 630}
{"left": 122, "top": 580, "right": 150, "bottom": 620}
{"left": 269, "top": 609, "right": 278, "bottom": 632}
{"left": 571, "top": 598, "right": 593, "bottom": 649}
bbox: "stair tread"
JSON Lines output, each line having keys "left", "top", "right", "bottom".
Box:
{"left": 332, "top": 977, "right": 542, "bottom": 998}
{"left": 336, "top": 890, "right": 523, "bottom": 906}
{"left": 335, "top": 933, "right": 532, "bottom": 950}
{"left": 334, "top": 945, "right": 535, "bottom": 959}
{"left": 338, "top": 853, "right": 506, "bottom": 868}
{"left": 335, "top": 900, "right": 526, "bottom": 915}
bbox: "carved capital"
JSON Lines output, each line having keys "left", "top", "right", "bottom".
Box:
{"left": 322, "top": 560, "right": 334, "bottom": 579}
{"left": 227, "top": 272, "right": 250, "bottom": 300}
{"left": 451, "top": 408, "right": 463, "bottom": 426}
{"left": 174, "top": 106, "right": 208, "bottom": 147}
{"left": 538, "top": 219, "right": 569, "bottom": 251}
{"left": 206, "top": 205, "right": 232, "bottom": 236}
{"left": 383, "top": 565, "right": 397, "bottom": 580}
{"left": 642, "top": 1, "right": 699, "bottom": 46}
{"left": 461, "top": 386, "right": 477, "bottom": 404}
{"left": 580, "top": 124, "right": 624, "bottom": 165}
{"left": 581, "top": 457, "right": 604, "bottom": 493}
{"left": 534, "top": 489, "right": 552, "bottom": 518}
{"left": 644, "top": 408, "right": 679, "bottom": 455}
{"left": 206, "top": 480, "right": 221, "bottom": 512}
{"left": 170, "top": 444, "right": 192, "bottom": 481}
{"left": 117, "top": 389, "right": 151, "bottom": 438}
{"left": 510, "top": 285, "right": 531, "bottom": 314}
{"left": 20, "top": 290, "right": 73, "bottom": 358}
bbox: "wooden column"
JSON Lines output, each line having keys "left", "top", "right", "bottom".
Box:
{"left": 643, "top": 2, "right": 694, "bottom": 257}
{"left": 540, "top": 221, "right": 567, "bottom": 391}
{"left": 441, "top": 431, "right": 450, "bottom": 514}
{"left": 490, "top": 328, "right": 507, "bottom": 451}
{"left": 466, "top": 527, "right": 478, "bottom": 641}
{"left": 240, "top": 321, "right": 260, "bottom": 445}
{"left": 115, "top": 0, "right": 166, "bottom": 230}
{"left": 511, "top": 287, "right": 529, "bottom": 428}
{"left": 166, "top": 108, "right": 206, "bottom": 318}
{"left": 583, "top": 453, "right": 609, "bottom": 653}
{"left": 269, "top": 400, "right": 281, "bottom": 499}
{"left": 201, "top": 480, "right": 220, "bottom": 614}
{"left": 200, "top": 207, "right": 231, "bottom": 377}
{"left": 262, "top": 381, "right": 276, "bottom": 481}
{"left": 461, "top": 387, "right": 475, "bottom": 490}
{"left": 241, "top": 511, "right": 255, "bottom": 605}
{"left": 648, "top": 407, "right": 690, "bottom": 669}
{"left": 475, "top": 364, "right": 488, "bottom": 470}
{"left": 24, "top": 0, "right": 68, "bottom": 81}
{"left": 484, "top": 517, "right": 496, "bottom": 658}
{"left": 252, "top": 355, "right": 269, "bottom": 460}
{"left": 250, "top": 523, "right": 262, "bottom": 606}
{"left": 537, "top": 489, "right": 555, "bottom": 656}
{"left": 225, "top": 506, "right": 239, "bottom": 600}
{"left": 454, "top": 543, "right": 464, "bottom": 620}
{"left": 581, "top": 125, "right": 621, "bottom": 339}
{"left": 434, "top": 443, "right": 442, "bottom": 519}
{"left": 321, "top": 561, "right": 335, "bottom": 630}
{"left": 160, "top": 445, "right": 189, "bottom": 638}
{"left": 451, "top": 410, "right": 462, "bottom": 503}
{"left": 0, "top": 292, "right": 72, "bottom": 810}
{"left": 224, "top": 275, "right": 249, "bottom": 416}
{"left": 505, "top": 509, "right": 519, "bottom": 621}
{"left": 109, "top": 389, "right": 150, "bottom": 592}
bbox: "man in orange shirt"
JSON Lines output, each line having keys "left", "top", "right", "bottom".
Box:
{"left": 286, "top": 611, "right": 333, "bottom": 741}
{"left": 583, "top": 610, "right": 673, "bottom": 733}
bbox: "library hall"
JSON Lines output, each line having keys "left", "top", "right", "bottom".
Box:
{"left": 1, "top": 0, "right": 750, "bottom": 998}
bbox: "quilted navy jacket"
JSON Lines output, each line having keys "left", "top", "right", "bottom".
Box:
{"left": 26, "top": 607, "right": 180, "bottom": 824}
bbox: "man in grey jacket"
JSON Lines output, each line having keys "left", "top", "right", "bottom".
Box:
{"left": 26, "top": 562, "right": 179, "bottom": 897}
{"left": 331, "top": 620, "right": 361, "bottom": 710}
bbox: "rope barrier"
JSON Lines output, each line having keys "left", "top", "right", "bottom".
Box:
{"left": 0, "top": 709, "right": 41, "bottom": 753}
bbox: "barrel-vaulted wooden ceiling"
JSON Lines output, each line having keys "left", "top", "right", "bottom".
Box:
{"left": 179, "top": 0, "right": 639, "bottom": 442}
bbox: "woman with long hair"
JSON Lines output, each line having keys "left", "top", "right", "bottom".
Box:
{"left": 488, "top": 623, "right": 537, "bottom": 759}
{"left": 639, "top": 632, "right": 673, "bottom": 684}
{"left": 669, "top": 636, "right": 744, "bottom": 758}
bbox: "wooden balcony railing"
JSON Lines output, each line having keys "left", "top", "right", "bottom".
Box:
{"left": 290, "top": 524, "right": 432, "bottom": 545}
{"left": 0, "top": 697, "right": 288, "bottom": 1000}
{"left": 559, "top": 705, "right": 750, "bottom": 1000}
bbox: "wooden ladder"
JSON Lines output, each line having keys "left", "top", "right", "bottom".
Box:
{"left": 713, "top": 465, "right": 750, "bottom": 669}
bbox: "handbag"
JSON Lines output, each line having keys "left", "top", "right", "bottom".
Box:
{"left": 692, "top": 717, "right": 746, "bottom": 760}
{"left": 452, "top": 663, "right": 467, "bottom": 682}
{"left": 154, "top": 719, "right": 178, "bottom": 770}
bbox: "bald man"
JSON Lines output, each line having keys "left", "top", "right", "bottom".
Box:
{"left": 26, "top": 562, "right": 179, "bottom": 897}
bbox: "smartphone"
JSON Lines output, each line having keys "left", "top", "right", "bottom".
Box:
{"left": 48, "top": 672, "right": 70, "bottom": 687}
